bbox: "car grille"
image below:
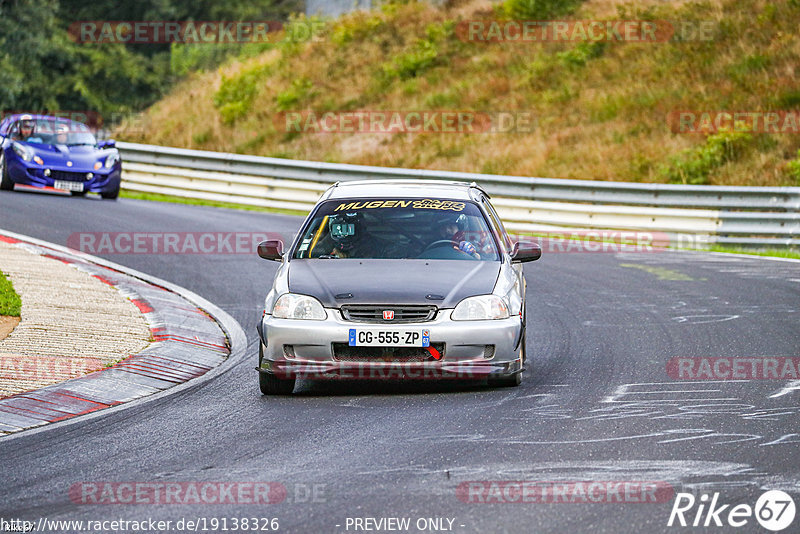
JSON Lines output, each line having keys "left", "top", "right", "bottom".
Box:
{"left": 332, "top": 343, "right": 445, "bottom": 363}
{"left": 341, "top": 305, "right": 437, "bottom": 323}
{"left": 51, "top": 170, "right": 87, "bottom": 182}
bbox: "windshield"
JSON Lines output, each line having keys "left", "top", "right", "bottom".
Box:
{"left": 293, "top": 198, "right": 501, "bottom": 261}
{"left": 21, "top": 119, "right": 97, "bottom": 146}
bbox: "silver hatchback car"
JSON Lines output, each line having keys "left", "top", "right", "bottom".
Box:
{"left": 256, "top": 180, "right": 541, "bottom": 394}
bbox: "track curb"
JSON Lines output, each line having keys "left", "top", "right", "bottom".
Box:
{"left": 0, "top": 229, "right": 247, "bottom": 439}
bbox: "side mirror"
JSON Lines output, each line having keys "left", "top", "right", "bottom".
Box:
{"left": 511, "top": 241, "right": 541, "bottom": 263}
{"left": 98, "top": 139, "right": 116, "bottom": 149}
{"left": 257, "top": 239, "right": 284, "bottom": 261}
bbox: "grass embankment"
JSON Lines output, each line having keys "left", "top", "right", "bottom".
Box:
{"left": 0, "top": 271, "right": 21, "bottom": 317}
{"left": 117, "top": 0, "right": 800, "bottom": 186}
{"left": 0, "top": 270, "right": 21, "bottom": 340}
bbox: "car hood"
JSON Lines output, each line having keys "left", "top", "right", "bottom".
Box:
{"left": 288, "top": 259, "right": 501, "bottom": 308}
{"left": 26, "top": 143, "right": 110, "bottom": 168}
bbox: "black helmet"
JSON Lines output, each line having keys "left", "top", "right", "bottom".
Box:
{"left": 329, "top": 212, "right": 360, "bottom": 249}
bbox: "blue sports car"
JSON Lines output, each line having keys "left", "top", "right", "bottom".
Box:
{"left": 0, "top": 114, "right": 121, "bottom": 199}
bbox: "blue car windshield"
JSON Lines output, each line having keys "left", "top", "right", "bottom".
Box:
{"left": 293, "top": 198, "right": 501, "bottom": 261}
{"left": 22, "top": 119, "right": 97, "bottom": 146}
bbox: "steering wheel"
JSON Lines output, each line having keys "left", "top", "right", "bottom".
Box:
{"left": 420, "top": 239, "right": 475, "bottom": 258}
{"left": 421, "top": 239, "right": 457, "bottom": 252}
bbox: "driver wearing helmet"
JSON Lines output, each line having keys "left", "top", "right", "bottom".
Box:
{"left": 436, "top": 213, "right": 480, "bottom": 259}
{"left": 328, "top": 211, "right": 387, "bottom": 258}
{"left": 12, "top": 115, "right": 36, "bottom": 141}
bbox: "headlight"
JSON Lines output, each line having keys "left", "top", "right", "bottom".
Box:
{"left": 12, "top": 142, "right": 34, "bottom": 162}
{"left": 452, "top": 295, "right": 509, "bottom": 321}
{"left": 104, "top": 152, "right": 120, "bottom": 169}
{"left": 272, "top": 293, "right": 327, "bottom": 320}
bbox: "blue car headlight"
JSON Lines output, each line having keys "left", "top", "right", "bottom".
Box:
{"left": 12, "top": 142, "right": 34, "bottom": 162}
{"left": 104, "top": 152, "right": 120, "bottom": 169}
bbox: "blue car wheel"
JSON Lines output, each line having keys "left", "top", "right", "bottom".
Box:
{"left": 100, "top": 181, "right": 120, "bottom": 200}
{"left": 0, "top": 150, "right": 13, "bottom": 191}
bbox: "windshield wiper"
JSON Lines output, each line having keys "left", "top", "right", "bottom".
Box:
{"left": 66, "top": 142, "right": 95, "bottom": 146}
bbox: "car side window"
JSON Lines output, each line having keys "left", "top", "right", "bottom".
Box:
{"left": 481, "top": 197, "right": 512, "bottom": 252}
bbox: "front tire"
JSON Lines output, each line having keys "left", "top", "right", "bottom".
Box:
{"left": 0, "top": 151, "right": 13, "bottom": 191}
{"left": 101, "top": 185, "right": 119, "bottom": 200}
{"left": 259, "top": 372, "right": 296, "bottom": 395}
{"left": 487, "top": 373, "right": 521, "bottom": 388}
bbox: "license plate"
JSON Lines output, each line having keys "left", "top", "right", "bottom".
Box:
{"left": 54, "top": 180, "right": 83, "bottom": 192}
{"left": 348, "top": 329, "right": 430, "bottom": 347}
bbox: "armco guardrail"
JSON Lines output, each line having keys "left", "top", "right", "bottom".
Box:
{"left": 118, "top": 142, "right": 800, "bottom": 248}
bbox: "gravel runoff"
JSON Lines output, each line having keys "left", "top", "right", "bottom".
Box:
{"left": 0, "top": 240, "right": 151, "bottom": 397}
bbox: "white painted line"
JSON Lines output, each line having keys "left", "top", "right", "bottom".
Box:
{"left": 770, "top": 380, "right": 800, "bottom": 398}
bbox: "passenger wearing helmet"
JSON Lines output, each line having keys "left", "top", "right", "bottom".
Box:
{"left": 327, "top": 211, "right": 388, "bottom": 258}
{"left": 54, "top": 123, "right": 70, "bottom": 145}
{"left": 436, "top": 213, "right": 481, "bottom": 259}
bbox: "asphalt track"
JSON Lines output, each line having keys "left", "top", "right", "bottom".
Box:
{"left": 1, "top": 191, "right": 799, "bottom": 533}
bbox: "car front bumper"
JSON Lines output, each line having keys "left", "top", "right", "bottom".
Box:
{"left": 257, "top": 309, "right": 524, "bottom": 381}
{"left": 8, "top": 159, "right": 121, "bottom": 194}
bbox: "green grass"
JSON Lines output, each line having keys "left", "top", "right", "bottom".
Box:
{"left": 104, "top": 357, "right": 128, "bottom": 369}
{"left": 0, "top": 271, "right": 21, "bottom": 317}
{"left": 661, "top": 127, "right": 756, "bottom": 185}
{"left": 709, "top": 245, "right": 800, "bottom": 260}
{"left": 119, "top": 190, "right": 308, "bottom": 216}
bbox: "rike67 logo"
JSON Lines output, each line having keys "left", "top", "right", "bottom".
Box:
{"left": 668, "top": 490, "right": 796, "bottom": 531}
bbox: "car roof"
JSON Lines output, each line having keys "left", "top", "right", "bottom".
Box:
{"left": 324, "top": 180, "right": 487, "bottom": 201}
